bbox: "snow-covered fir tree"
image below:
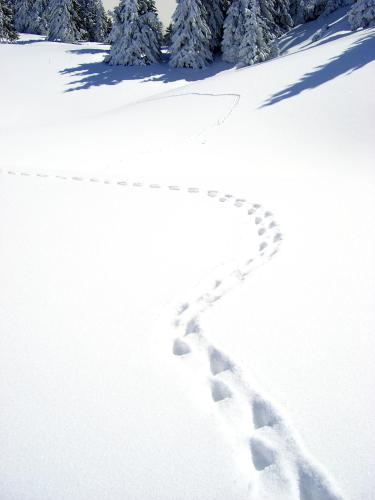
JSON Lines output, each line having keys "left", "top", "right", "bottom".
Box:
{"left": 169, "top": 0, "right": 212, "bottom": 68}
{"left": 349, "top": 0, "right": 375, "bottom": 28}
{"left": 222, "top": 0, "right": 246, "bottom": 62}
{"left": 254, "top": 0, "right": 293, "bottom": 40}
{"left": 291, "top": 0, "right": 326, "bottom": 23}
{"left": 202, "top": 0, "right": 226, "bottom": 52}
{"left": 237, "top": 0, "right": 270, "bottom": 66}
{"left": 291, "top": 0, "right": 354, "bottom": 24}
{"left": 0, "top": 0, "right": 18, "bottom": 41}
{"left": 106, "top": 0, "right": 161, "bottom": 66}
{"left": 321, "top": 0, "right": 354, "bottom": 15}
{"left": 28, "top": 0, "right": 49, "bottom": 35}
{"left": 14, "top": 0, "right": 31, "bottom": 32}
{"left": 163, "top": 21, "right": 172, "bottom": 45}
{"left": 138, "top": 0, "right": 162, "bottom": 38}
{"left": 80, "top": 0, "right": 110, "bottom": 41}
{"left": 222, "top": 0, "right": 280, "bottom": 66}
{"left": 108, "top": 4, "right": 122, "bottom": 42}
{"left": 138, "top": 0, "right": 162, "bottom": 59}
{"left": 47, "top": 0, "right": 84, "bottom": 42}
{"left": 271, "top": 0, "right": 293, "bottom": 32}
{"left": 93, "top": 0, "right": 111, "bottom": 40}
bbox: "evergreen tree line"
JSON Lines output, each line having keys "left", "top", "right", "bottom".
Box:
{"left": 106, "top": 0, "right": 373, "bottom": 69}
{"left": 0, "top": 0, "right": 111, "bottom": 43}
{"left": 1, "top": 0, "right": 374, "bottom": 66}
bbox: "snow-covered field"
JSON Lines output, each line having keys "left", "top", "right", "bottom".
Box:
{"left": 1, "top": 8, "right": 375, "bottom": 500}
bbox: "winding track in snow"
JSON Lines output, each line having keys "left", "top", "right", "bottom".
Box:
{"left": 142, "top": 92, "right": 241, "bottom": 127}
{"left": 0, "top": 168, "right": 345, "bottom": 500}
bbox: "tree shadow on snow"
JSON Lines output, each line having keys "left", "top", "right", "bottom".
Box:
{"left": 262, "top": 33, "right": 375, "bottom": 107}
{"left": 67, "top": 47, "right": 108, "bottom": 55}
{"left": 279, "top": 7, "right": 351, "bottom": 54}
{"left": 14, "top": 38, "right": 45, "bottom": 45}
{"left": 60, "top": 50, "right": 234, "bottom": 92}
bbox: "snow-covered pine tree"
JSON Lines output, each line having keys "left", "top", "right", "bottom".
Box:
{"left": 169, "top": 0, "right": 212, "bottom": 68}
{"left": 106, "top": 0, "right": 161, "bottom": 65}
{"left": 28, "top": 0, "right": 49, "bottom": 35}
{"left": 94, "top": 1, "right": 111, "bottom": 40}
{"left": 291, "top": 0, "right": 326, "bottom": 23}
{"left": 0, "top": 0, "right": 18, "bottom": 41}
{"left": 107, "top": 5, "right": 122, "bottom": 42}
{"left": 222, "top": 0, "right": 246, "bottom": 63}
{"left": 321, "top": 0, "right": 354, "bottom": 16}
{"left": 349, "top": 0, "right": 375, "bottom": 28}
{"left": 237, "top": 0, "right": 271, "bottom": 66}
{"left": 255, "top": 0, "right": 293, "bottom": 39}
{"left": 138, "top": 0, "right": 162, "bottom": 59}
{"left": 81, "top": 0, "right": 109, "bottom": 41}
{"left": 272, "top": 0, "right": 293, "bottom": 31}
{"left": 163, "top": 21, "right": 172, "bottom": 45}
{"left": 47, "top": 0, "right": 84, "bottom": 42}
{"left": 138, "top": 0, "right": 162, "bottom": 37}
{"left": 202, "top": 0, "right": 225, "bottom": 52}
{"left": 14, "top": 0, "right": 31, "bottom": 32}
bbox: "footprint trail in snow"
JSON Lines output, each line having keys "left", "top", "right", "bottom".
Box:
{"left": 1, "top": 168, "right": 345, "bottom": 499}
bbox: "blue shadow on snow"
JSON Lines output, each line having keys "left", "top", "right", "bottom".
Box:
{"left": 60, "top": 48, "right": 233, "bottom": 91}
{"left": 262, "top": 32, "right": 375, "bottom": 107}
{"left": 67, "top": 47, "right": 108, "bottom": 55}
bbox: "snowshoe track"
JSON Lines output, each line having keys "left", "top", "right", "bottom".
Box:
{"left": 1, "top": 168, "right": 345, "bottom": 499}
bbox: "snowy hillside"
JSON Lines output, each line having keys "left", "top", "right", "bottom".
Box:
{"left": 1, "top": 7, "right": 375, "bottom": 500}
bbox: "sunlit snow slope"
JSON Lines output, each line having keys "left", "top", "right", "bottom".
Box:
{"left": 1, "top": 7, "right": 374, "bottom": 500}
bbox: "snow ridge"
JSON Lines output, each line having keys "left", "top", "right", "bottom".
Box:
{"left": 1, "top": 167, "right": 345, "bottom": 499}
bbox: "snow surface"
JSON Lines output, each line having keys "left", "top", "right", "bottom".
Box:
{"left": 1, "top": 8, "right": 375, "bottom": 500}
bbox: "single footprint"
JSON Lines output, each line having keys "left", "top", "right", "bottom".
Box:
{"left": 255, "top": 217, "right": 262, "bottom": 225}
{"left": 177, "top": 302, "right": 190, "bottom": 315}
{"left": 208, "top": 190, "right": 218, "bottom": 197}
{"left": 210, "top": 379, "right": 232, "bottom": 402}
{"left": 249, "top": 437, "right": 276, "bottom": 471}
{"left": 298, "top": 464, "right": 339, "bottom": 500}
{"left": 173, "top": 338, "right": 191, "bottom": 356}
{"left": 252, "top": 397, "right": 279, "bottom": 429}
{"left": 185, "top": 317, "right": 201, "bottom": 335}
{"left": 258, "top": 228, "right": 266, "bottom": 236}
{"left": 259, "top": 242, "right": 268, "bottom": 251}
{"left": 209, "top": 346, "right": 233, "bottom": 375}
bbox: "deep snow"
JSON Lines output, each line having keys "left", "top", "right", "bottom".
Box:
{"left": 1, "top": 7, "right": 375, "bottom": 500}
